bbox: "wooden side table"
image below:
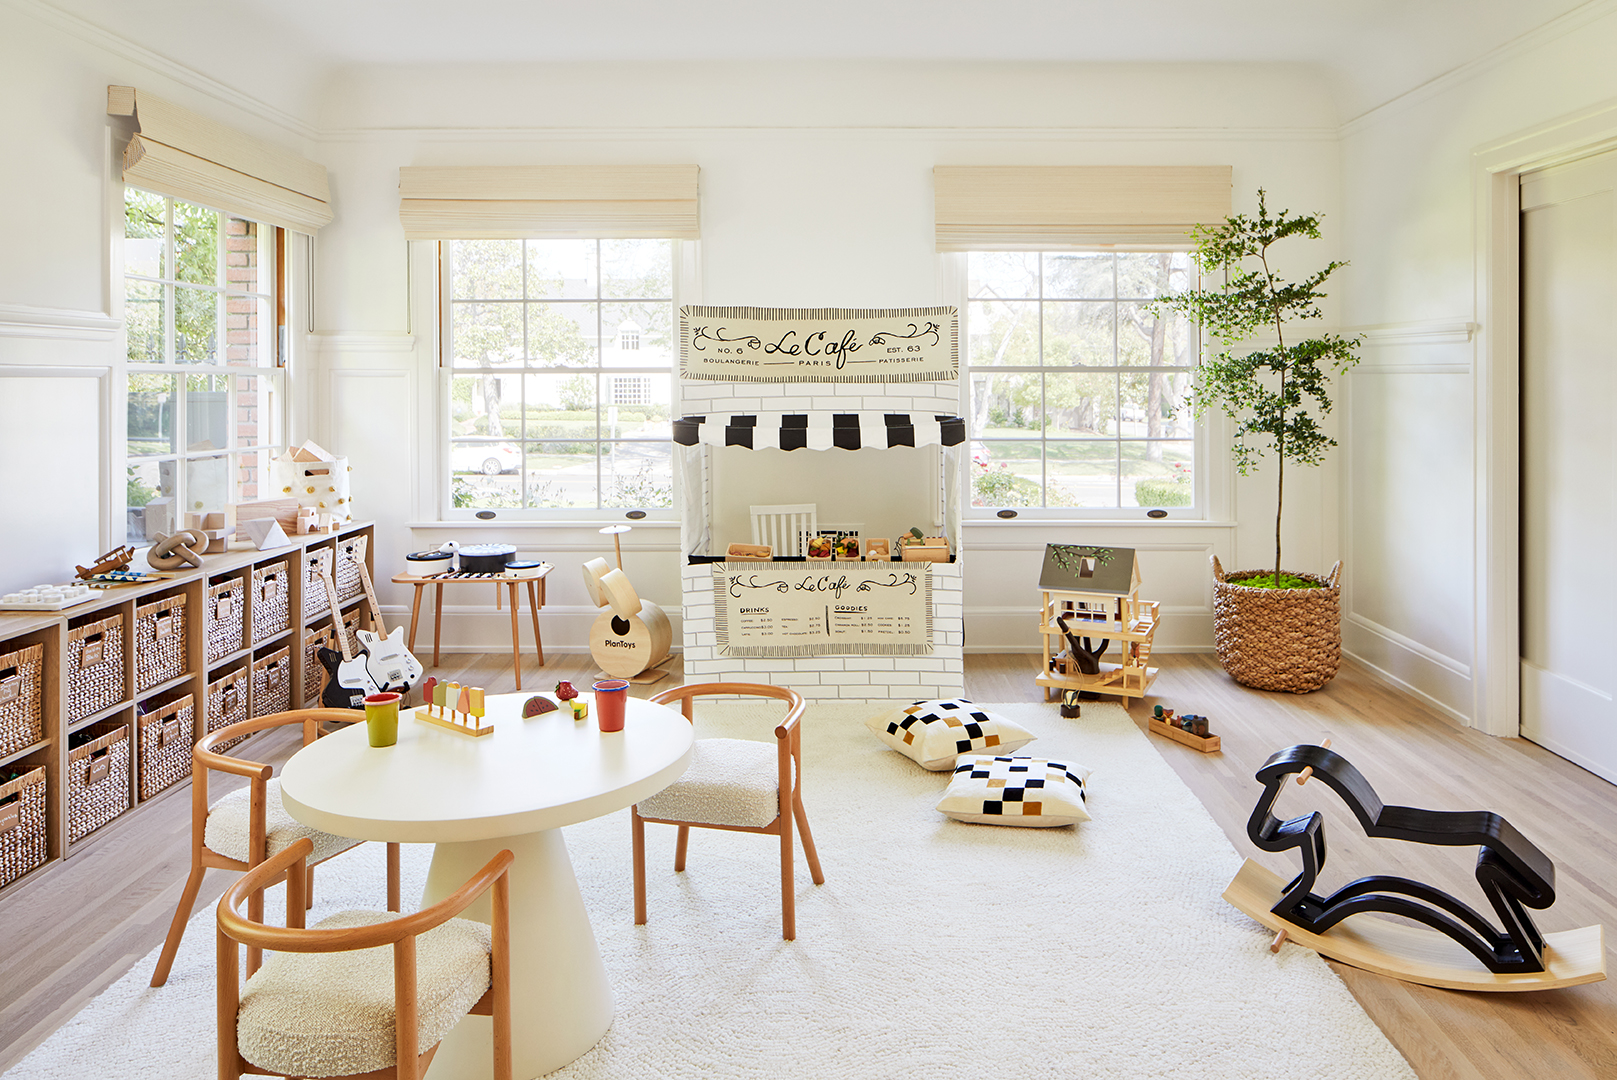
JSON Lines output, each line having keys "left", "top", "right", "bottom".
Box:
{"left": 391, "top": 565, "right": 551, "bottom": 689}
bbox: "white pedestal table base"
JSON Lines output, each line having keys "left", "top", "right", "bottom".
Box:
{"left": 422, "top": 829, "right": 612, "bottom": 1080}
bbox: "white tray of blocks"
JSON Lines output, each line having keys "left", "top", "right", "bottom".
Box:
{"left": 0, "top": 583, "right": 99, "bottom": 611}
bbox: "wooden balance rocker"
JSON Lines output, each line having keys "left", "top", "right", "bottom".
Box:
{"left": 1224, "top": 741, "right": 1607, "bottom": 991}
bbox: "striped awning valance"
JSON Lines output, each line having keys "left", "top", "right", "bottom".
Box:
{"left": 674, "top": 412, "right": 966, "bottom": 451}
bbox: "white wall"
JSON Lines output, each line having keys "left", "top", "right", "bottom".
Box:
{"left": 308, "top": 60, "right": 1343, "bottom": 657}
{"left": 0, "top": 6, "right": 320, "bottom": 596}
{"left": 1338, "top": 7, "right": 1617, "bottom": 725}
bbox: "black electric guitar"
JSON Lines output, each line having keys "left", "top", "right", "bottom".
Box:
{"left": 316, "top": 563, "right": 379, "bottom": 709}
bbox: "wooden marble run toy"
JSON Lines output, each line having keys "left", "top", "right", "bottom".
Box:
{"left": 1148, "top": 705, "right": 1220, "bottom": 753}
{"left": 1224, "top": 739, "right": 1607, "bottom": 991}
{"left": 1034, "top": 544, "right": 1159, "bottom": 702}
{"left": 414, "top": 676, "right": 491, "bottom": 737}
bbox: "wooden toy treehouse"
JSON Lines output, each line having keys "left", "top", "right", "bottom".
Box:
{"left": 1035, "top": 544, "right": 1160, "bottom": 702}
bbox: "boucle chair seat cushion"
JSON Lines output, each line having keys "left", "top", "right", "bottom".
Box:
{"left": 936, "top": 755, "right": 1092, "bottom": 827}
{"left": 205, "top": 778, "right": 362, "bottom": 866}
{"left": 866, "top": 699, "right": 1037, "bottom": 770}
{"left": 637, "top": 738, "right": 787, "bottom": 828}
{"left": 236, "top": 909, "right": 492, "bottom": 1078}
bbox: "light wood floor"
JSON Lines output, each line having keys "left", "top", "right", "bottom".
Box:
{"left": 1, "top": 651, "right": 1613, "bottom": 1078}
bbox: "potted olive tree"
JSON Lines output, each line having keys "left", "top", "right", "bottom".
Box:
{"left": 1155, "top": 190, "right": 1360, "bottom": 693}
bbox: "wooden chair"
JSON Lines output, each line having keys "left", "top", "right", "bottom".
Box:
{"left": 151, "top": 708, "right": 401, "bottom": 987}
{"left": 217, "top": 836, "right": 512, "bottom": 1080}
{"left": 749, "top": 503, "right": 817, "bottom": 558}
{"left": 634, "top": 682, "right": 825, "bottom": 939}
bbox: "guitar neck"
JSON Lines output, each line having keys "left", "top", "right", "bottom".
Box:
{"left": 356, "top": 559, "right": 387, "bottom": 636}
{"left": 318, "top": 566, "right": 355, "bottom": 662}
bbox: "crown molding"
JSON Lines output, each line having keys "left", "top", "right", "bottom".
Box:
{"left": 1341, "top": 0, "right": 1617, "bottom": 136}
{"left": 318, "top": 123, "right": 1340, "bottom": 145}
{"left": 5, "top": 0, "right": 319, "bottom": 142}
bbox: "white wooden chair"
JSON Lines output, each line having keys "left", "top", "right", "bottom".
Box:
{"left": 633, "top": 682, "right": 825, "bottom": 939}
{"left": 749, "top": 504, "right": 817, "bottom": 558}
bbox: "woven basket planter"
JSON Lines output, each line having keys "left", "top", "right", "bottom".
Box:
{"left": 1210, "top": 556, "right": 1343, "bottom": 694}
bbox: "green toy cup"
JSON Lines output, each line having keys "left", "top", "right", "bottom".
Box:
{"left": 364, "top": 692, "right": 401, "bottom": 747}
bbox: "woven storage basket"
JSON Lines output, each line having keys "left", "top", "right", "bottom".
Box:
{"left": 334, "top": 537, "right": 365, "bottom": 603}
{"left": 205, "top": 579, "right": 245, "bottom": 664}
{"left": 0, "top": 642, "right": 45, "bottom": 758}
{"left": 67, "top": 722, "right": 130, "bottom": 843}
{"left": 134, "top": 593, "right": 186, "bottom": 694}
{"left": 251, "top": 646, "right": 292, "bottom": 718}
{"left": 1210, "top": 556, "right": 1343, "bottom": 694}
{"left": 251, "top": 560, "right": 291, "bottom": 644}
{"left": 302, "top": 624, "right": 335, "bottom": 705}
{"left": 206, "top": 666, "right": 251, "bottom": 754}
{"left": 138, "top": 695, "right": 194, "bottom": 799}
{"left": 0, "top": 765, "right": 48, "bottom": 888}
{"left": 67, "top": 614, "right": 125, "bottom": 723}
{"left": 303, "top": 547, "right": 332, "bottom": 620}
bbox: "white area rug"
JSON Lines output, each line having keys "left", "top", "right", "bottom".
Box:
{"left": 5, "top": 702, "right": 1415, "bottom": 1079}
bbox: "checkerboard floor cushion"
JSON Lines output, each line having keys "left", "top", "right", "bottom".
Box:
{"left": 936, "top": 755, "right": 1091, "bottom": 827}
{"left": 865, "top": 699, "right": 1036, "bottom": 771}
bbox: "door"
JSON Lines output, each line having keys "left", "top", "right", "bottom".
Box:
{"left": 1520, "top": 149, "right": 1617, "bottom": 783}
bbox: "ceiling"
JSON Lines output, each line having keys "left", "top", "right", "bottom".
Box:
{"left": 31, "top": 0, "right": 1598, "bottom": 124}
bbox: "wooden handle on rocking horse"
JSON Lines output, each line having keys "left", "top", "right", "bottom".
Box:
{"left": 1296, "top": 739, "right": 1332, "bottom": 786}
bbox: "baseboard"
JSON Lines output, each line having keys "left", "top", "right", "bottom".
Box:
{"left": 1342, "top": 615, "right": 1474, "bottom": 727}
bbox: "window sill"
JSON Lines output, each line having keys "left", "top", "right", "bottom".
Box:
{"left": 962, "top": 518, "right": 1236, "bottom": 528}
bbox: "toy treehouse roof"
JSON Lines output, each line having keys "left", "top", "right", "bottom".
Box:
{"left": 1038, "top": 545, "right": 1141, "bottom": 598}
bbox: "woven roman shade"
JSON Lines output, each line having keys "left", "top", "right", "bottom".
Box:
{"left": 398, "top": 165, "right": 700, "bottom": 240}
{"left": 933, "top": 166, "right": 1231, "bottom": 250}
{"left": 107, "top": 86, "right": 332, "bottom": 234}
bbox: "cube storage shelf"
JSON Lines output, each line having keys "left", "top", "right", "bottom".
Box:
{"left": 0, "top": 521, "right": 374, "bottom": 897}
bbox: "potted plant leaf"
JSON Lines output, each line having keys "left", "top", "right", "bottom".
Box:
{"left": 1154, "top": 190, "right": 1360, "bottom": 693}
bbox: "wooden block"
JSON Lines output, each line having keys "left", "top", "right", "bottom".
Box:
{"left": 413, "top": 706, "right": 493, "bottom": 738}
{"left": 1149, "top": 715, "right": 1221, "bottom": 753}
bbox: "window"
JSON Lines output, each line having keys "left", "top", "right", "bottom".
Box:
{"left": 442, "top": 238, "right": 674, "bottom": 514}
{"left": 965, "top": 251, "right": 1197, "bottom": 515}
{"left": 124, "top": 187, "right": 283, "bottom": 542}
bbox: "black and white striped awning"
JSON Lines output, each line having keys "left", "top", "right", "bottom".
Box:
{"left": 674, "top": 412, "right": 966, "bottom": 451}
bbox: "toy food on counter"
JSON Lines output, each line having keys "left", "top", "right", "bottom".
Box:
{"left": 807, "top": 535, "right": 834, "bottom": 559}
{"left": 835, "top": 536, "right": 860, "bottom": 559}
{"left": 522, "top": 695, "right": 557, "bottom": 717}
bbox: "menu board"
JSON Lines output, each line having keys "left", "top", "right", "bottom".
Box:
{"left": 713, "top": 563, "right": 933, "bottom": 656}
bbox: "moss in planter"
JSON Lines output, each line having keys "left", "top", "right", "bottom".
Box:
{"left": 1231, "top": 572, "right": 1324, "bottom": 590}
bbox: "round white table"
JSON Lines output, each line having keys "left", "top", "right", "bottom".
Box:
{"left": 279, "top": 692, "right": 694, "bottom": 1080}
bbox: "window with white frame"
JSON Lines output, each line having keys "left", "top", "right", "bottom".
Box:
{"left": 965, "top": 251, "right": 1198, "bottom": 515}
{"left": 441, "top": 238, "right": 674, "bottom": 514}
{"left": 124, "top": 187, "right": 283, "bottom": 542}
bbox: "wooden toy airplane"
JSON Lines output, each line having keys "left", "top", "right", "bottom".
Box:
{"left": 414, "top": 676, "right": 491, "bottom": 737}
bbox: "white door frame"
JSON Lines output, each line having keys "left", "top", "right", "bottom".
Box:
{"left": 1472, "top": 99, "right": 1617, "bottom": 737}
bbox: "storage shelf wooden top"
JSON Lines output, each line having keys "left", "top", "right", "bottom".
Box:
{"left": 0, "top": 612, "right": 67, "bottom": 638}
{"left": 0, "top": 522, "right": 373, "bottom": 625}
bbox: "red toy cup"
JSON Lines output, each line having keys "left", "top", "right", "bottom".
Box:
{"left": 592, "top": 679, "right": 629, "bottom": 732}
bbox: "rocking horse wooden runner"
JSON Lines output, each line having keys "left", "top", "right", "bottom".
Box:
{"left": 1224, "top": 742, "right": 1606, "bottom": 991}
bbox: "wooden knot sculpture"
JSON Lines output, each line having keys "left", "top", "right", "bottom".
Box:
{"left": 147, "top": 528, "right": 209, "bottom": 570}
{"left": 1223, "top": 741, "right": 1607, "bottom": 990}
{"left": 1055, "top": 613, "right": 1109, "bottom": 675}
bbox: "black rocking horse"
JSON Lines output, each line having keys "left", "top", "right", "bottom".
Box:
{"left": 1223, "top": 742, "right": 1607, "bottom": 990}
